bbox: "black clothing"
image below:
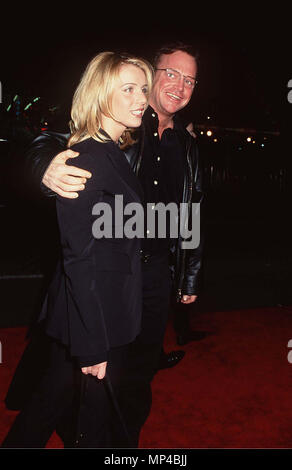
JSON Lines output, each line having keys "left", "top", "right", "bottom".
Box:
{"left": 2, "top": 136, "right": 144, "bottom": 449}
{"left": 39, "top": 137, "right": 143, "bottom": 367}
{"left": 139, "top": 108, "right": 184, "bottom": 255}
{"left": 120, "top": 252, "right": 172, "bottom": 446}
{"left": 2, "top": 339, "right": 133, "bottom": 448}
{"left": 3, "top": 253, "right": 172, "bottom": 449}
{"left": 5, "top": 107, "right": 204, "bottom": 448}
{"left": 26, "top": 106, "right": 204, "bottom": 298}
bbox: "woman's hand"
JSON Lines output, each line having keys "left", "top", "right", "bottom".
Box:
{"left": 81, "top": 361, "right": 107, "bottom": 379}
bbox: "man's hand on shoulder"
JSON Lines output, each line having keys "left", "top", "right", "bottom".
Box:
{"left": 42, "top": 149, "right": 92, "bottom": 198}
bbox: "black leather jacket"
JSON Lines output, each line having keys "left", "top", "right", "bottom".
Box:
{"left": 27, "top": 122, "right": 204, "bottom": 299}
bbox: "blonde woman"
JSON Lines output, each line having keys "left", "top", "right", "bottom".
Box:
{"left": 2, "top": 52, "right": 153, "bottom": 448}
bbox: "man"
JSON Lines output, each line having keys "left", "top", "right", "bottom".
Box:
{"left": 15, "top": 43, "right": 205, "bottom": 445}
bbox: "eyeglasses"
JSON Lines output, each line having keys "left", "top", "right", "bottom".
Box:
{"left": 156, "top": 68, "right": 198, "bottom": 89}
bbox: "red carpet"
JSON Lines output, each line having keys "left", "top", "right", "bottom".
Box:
{"left": 1, "top": 306, "right": 292, "bottom": 448}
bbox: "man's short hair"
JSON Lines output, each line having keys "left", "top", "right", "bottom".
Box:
{"left": 153, "top": 41, "right": 199, "bottom": 69}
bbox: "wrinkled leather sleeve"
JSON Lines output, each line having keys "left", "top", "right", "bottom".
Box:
{"left": 26, "top": 131, "right": 69, "bottom": 196}
{"left": 182, "top": 236, "right": 204, "bottom": 295}
{"left": 182, "top": 136, "right": 205, "bottom": 295}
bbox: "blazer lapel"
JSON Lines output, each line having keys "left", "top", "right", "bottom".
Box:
{"left": 106, "top": 142, "right": 144, "bottom": 203}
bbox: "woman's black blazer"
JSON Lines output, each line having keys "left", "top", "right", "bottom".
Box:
{"left": 39, "top": 137, "right": 144, "bottom": 367}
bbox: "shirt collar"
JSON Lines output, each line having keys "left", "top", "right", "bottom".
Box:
{"left": 143, "top": 105, "right": 183, "bottom": 133}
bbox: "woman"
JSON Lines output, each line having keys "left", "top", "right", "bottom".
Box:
{"left": 2, "top": 51, "right": 153, "bottom": 448}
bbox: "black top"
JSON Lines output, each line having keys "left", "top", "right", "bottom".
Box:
{"left": 138, "top": 106, "right": 185, "bottom": 255}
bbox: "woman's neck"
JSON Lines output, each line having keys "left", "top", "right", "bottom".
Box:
{"left": 101, "top": 115, "right": 125, "bottom": 143}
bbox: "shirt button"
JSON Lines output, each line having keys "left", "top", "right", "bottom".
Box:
{"left": 151, "top": 204, "right": 155, "bottom": 210}
{"left": 154, "top": 180, "right": 158, "bottom": 185}
{"left": 157, "top": 156, "right": 160, "bottom": 162}
{"left": 154, "top": 132, "right": 158, "bottom": 137}
{"left": 152, "top": 113, "right": 156, "bottom": 118}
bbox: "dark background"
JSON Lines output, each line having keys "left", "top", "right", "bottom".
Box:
{"left": 0, "top": 12, "right": 291, "bottom": 327}
{"left": 1, "top": 21, "right": 289, "bottom": 129}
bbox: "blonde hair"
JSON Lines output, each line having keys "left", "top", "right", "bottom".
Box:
{"left": 68, "top": 52, "right": 153, "bottom": 148}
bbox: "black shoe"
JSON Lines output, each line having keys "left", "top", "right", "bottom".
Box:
{"left": 158, "top": 350, "right": 185, "bottom": 370}
{"left": 177, "top": 331, "right": 208, "bottom": 346}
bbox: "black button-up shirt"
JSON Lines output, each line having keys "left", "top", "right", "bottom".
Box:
{"left": 138, "top": 106, "right": 185, "bottom": 255}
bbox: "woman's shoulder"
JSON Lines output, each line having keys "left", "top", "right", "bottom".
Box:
{"left": 70, "top": 137, "right": 106, "bottom": 153}
{"left": 70, "top": 137, "right": 109, "bottom": 159}
{"left": 67, "top": 138, "right": 109, "bottom": 170}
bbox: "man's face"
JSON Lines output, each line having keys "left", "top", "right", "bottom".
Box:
{"left": 150, "top": 50, "right": 197, "bottom": 118}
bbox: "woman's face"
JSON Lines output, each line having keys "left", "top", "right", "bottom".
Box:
{"left": 108, "top": 63, "right": 148, "bottom": 135}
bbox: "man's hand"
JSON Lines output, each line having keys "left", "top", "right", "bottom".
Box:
{"left": 181, "top": 295, "right": 197, "bottom": 304}
{"left": 81, "top": 361, "right": 107, "bottom": 380}
{"left": 42, "top": 149, "right": 92, "bottom": 198}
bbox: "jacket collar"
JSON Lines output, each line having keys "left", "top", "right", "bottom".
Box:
{"left": 91, "top": 129, "right": 144, "bottom": 200}
{"left": 105, "top": 139, "right": 144, "bottom": 203}
{"left": 81, "top": 132, "right": 144, "bottom": 202}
